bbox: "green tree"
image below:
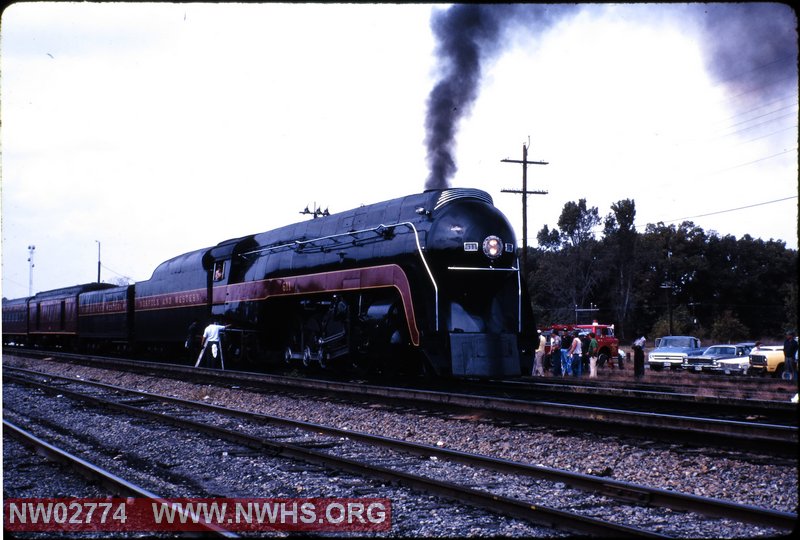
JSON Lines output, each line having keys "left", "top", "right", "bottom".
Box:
{"left": 528, "top": 198, "right": 797, "bottom": 342}
{"left": 649, "top": 305, "right": 699, "bottom": 339}
{"left": 557, "top": 199, "right": 600, "bottom": 247}
{"left": 536, "top": 225, "right": 560, "bottom": 252}
{"left": 531, "top": 199, "right": 606, "bottom": 324}
{"left": 700, "top": 234, "right": 794, "bottom": 338}
{"left": 602, "top": 199, "right": 637, "bottom": 339}
{"left": 636, "top": 221, "right": 708, "bottom": 335}
{"left": 784, "top": 281, "right": 798, "bottom": 333}
{"left": 709, "top": 310, "right": 750, "bottom": 343}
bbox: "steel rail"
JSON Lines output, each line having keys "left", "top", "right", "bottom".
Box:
{"left": 452, "top": 377, "right": 797, "bottom": 423}
{"left": 2, "top": 418, "right": 239, "bottom": 538}
{"left": 505, "top": 376, "right": 797, "bottom": 404}
{"left": 4, "top": 370, "right": 671, "bottom": 537}
{"left": 6, "top": 366, "right": 796, "bottom": 532}
{"left": 7, "top": 351, "right": 798, "bottom": 453}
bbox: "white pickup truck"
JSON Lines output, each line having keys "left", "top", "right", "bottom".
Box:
{"left": 647, "top": 336, "right": 703, "bottom": 371}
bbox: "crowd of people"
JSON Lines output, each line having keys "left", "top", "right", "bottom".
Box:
{"left": 185, "top": 315, "right": 798, "bottom": 385}
{"left": 531, "top": 330, "right": 799, "bottom": 384}
{"left": 532, "top": 330, "right": 631, "bottom": 379}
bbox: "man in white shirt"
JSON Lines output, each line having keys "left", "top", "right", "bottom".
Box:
{"left": 532, "top": 331, "right": 546, "bottom": 376}
{"left": 633, "top": 336, "right": 646, "bottom": 379}
{"left": 196, "top": 319, "right": 230, "bottom": 369}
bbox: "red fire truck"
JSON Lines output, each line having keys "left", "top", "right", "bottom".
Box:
{"left": 540, "top": 320, "right": 620, "bottom": 367}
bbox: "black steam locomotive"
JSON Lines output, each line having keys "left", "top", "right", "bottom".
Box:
{"left": 3, "top": 188, "right": 533, "bottom": 377}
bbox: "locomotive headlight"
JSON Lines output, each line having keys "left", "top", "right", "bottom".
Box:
{"left": 482, "top": 236, "right": 503, "bottom": 259}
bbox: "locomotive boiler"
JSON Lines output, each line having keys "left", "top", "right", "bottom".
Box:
{"left": 3, "top": 188, "right": 533, "bottom": 377}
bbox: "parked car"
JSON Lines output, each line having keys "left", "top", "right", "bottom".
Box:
{"left": 683, "top": 343, "right": 755, "bottom": 374}
{"left": 648, "top": 336, "right": 703, "bottom": 370}
{"left": 748, "top": 345, "right": 786, "bottom": 377}
{"left": 715, "top": 347, "right": 756, "bottom": 375}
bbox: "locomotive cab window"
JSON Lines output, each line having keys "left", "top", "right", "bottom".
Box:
{"left": 213, "top": 262, "right": 225, "bottom": 282}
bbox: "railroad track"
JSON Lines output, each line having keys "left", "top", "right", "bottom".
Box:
{"left": 3, "top": 419, "right": 239, "bottom": 538}
{"left": 5, "top": 350, "right": 798, "bottom": 456}
{"left": 4, "top": 366, "right": 795, "bottom": 537}
{"left": 3, "top": 369, "right": 660, "bottom": 537}
{"left": 437, "top": 377, "right": 798, "bottom": 424}
{"left": 520, "top": 371, "right": 798, "bottom": 400}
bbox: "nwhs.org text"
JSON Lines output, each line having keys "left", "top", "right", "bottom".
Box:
{"left": 4, "top": 497, "right": 392, "bottom": 532}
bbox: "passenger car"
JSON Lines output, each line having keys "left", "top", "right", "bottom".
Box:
{"left": 647, "top": 336, "right": 703, "bottom": 370}
{"left": 748, "top": 346, "right": 786, "bottom": 377}
{"left": 682, "top": 343, "right": 755, "bottom": 374}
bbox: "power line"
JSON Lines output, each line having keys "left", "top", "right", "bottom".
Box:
{"left": 716, "top": 110, "right": 798, "bottom": 140}
{"left": 100, "top": 263, "right": 135, "bottom": 283}
{"left": 648, "top": 145, "right": 796, "bottom": 192}
{"left": 706, "top": 147, "right": 797, "bottom": 176}
{"left": 718, "top": 101, "right": 797, "bottom": 132}
{"left": 654, "top": 195, "right": 798, "bottom": 225}
{"left": 704, "top": 52, "right": 797, "bottom": 105}
{"left": 659, "top": 54, "right": 798, "bottom": 151}
{"left": 732, "top": 124, "right": 798, "bottom": 147}
{"left": 2, "top": 276, "right": 27, "bottom": 290}
{"left": 710, "top": 91, "right": 798, "bottom": 128}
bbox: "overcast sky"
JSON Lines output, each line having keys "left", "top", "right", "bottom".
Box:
{"left": 1, "top": 2, "right": 797, "bottom": 300}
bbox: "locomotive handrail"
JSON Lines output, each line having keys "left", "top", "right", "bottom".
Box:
{"left": 516, "top": 258, "right": 522, "bottom": 334}
{"left": 240, "top": 222, "right": 411, "bottom": 256}
{"left": 404, "top": 221, "right": 439, "bottom": 332}
{"left": 238, "top": 221, "right": 440, "bottom": 331}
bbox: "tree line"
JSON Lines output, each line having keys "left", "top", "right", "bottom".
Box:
{"left": 525, "top": 198, "right": 798, "bottom": 344}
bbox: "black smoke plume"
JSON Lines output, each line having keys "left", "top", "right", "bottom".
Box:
{"left": 423, "top": 3, "right": 797, "bottom": 191}
{"left": 424, "top": 4, "right": 579, "bottom": 190}
{"left": 692, "top": 3, "right": 797, "bottom": 105}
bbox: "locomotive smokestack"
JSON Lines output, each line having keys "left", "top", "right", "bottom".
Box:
{"left": 423, "top": 5, "right": 578, "bottom": 191}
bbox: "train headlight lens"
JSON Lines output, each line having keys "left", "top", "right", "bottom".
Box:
{"left": 482, "top": 236, "right": 503, "bottom": 259}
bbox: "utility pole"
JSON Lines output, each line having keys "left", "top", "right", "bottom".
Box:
{"left": 660, "top": 282, "right": 674, "bottom": 335}
{"left": 27, "top": 245, "right": 35, "bottom": 296}
{"left": 95, "top": 240, "right": 102, "bottom": 283}
{"left": 575, "top": 303, "right": 599, "bottom": 325}
{"left": 660, "top": 244, "right": 674, "bottom": 335}
{"left": 501, "top": 142, "right": 548, "bottom": 276}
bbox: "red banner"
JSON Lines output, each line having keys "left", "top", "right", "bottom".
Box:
{"left": 4, "top": 497, "right": 392, "bottom": 532}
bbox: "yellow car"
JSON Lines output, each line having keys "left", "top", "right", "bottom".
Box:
{"left": 748, "top": 346, "right": 787, "bottom": 377}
